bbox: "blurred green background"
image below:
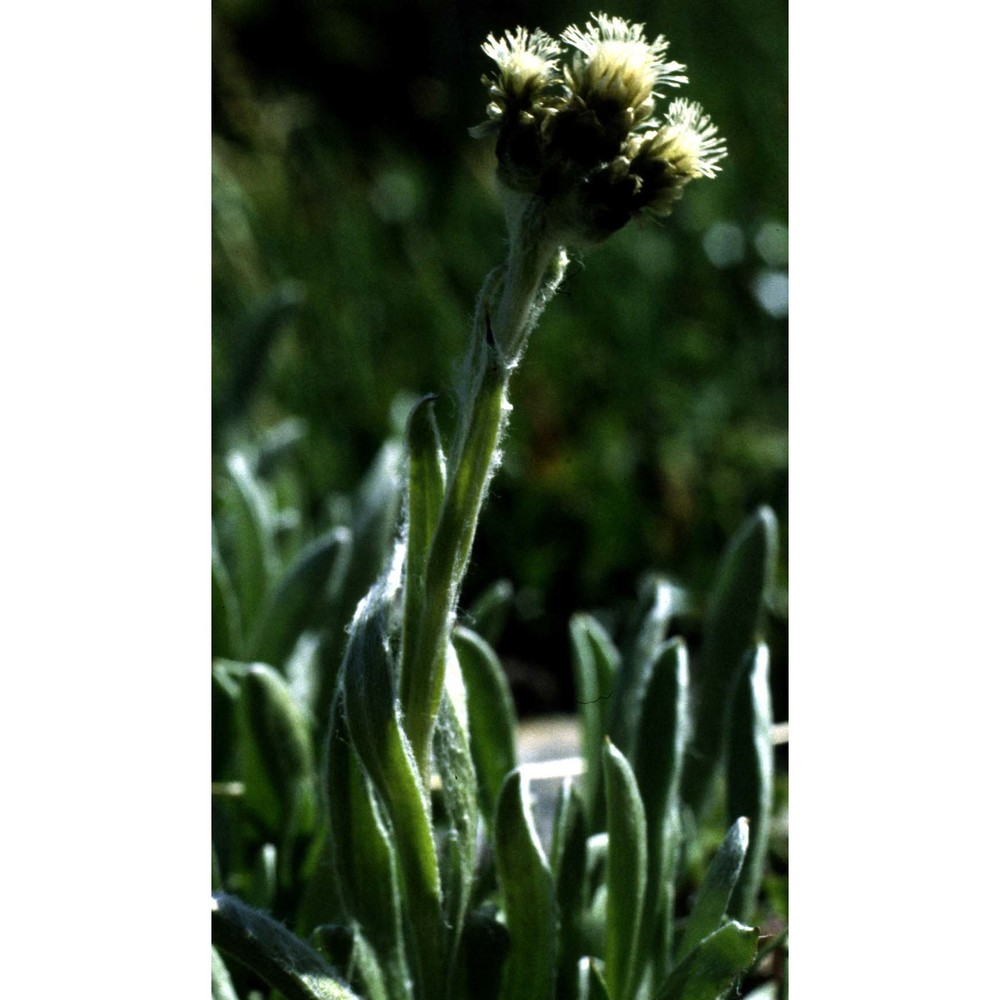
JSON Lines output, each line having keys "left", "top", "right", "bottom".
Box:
{"left": 212, "top": 0, "right": 787, "bottom": 719}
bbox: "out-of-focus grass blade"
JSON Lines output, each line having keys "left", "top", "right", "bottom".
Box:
{"left": 433, "top": 691, "right": 478, "bottom": 977}
{"left": 583, "top": 958, "right": 612, "bottom": 1000}
{"left": 681, "top": 506, "right": 777, "bottom": 818}
{"left": 570, "top": 614, "right": 621, "bottom": 825}
{"left": 212, "top": 660, "right": 246, "bottom": 783}
{"left": 221, "top": 452, "right": 280, "bottom": 642}
{"left": 632, "top": 637, "right": 689, "bottom": 985}
{"left": 609, "top": 575, "right": 676, "bottom": 756}
{"left": 213, "top": 538, "right": 242, "bottom": 659}
{"left": 212, "top": 893, "right": 362, "bottom": 1000}
{"left": 653, "top": 920, "right": 758, "bottom": 1000}
{"left": 212, "top": 945, "right": 240, "bottom": 1000}
{"left": 495, "top": 768, "right": 558, "bottom": 1000}
{"left": 676, "top": 818, "right": 749, "bottom": 963}
{"left": 237, "top": 663, "right": 317, "bottom": 839}
{"left": 602, "top": 740, "right": 647, "bottom": 1000}
{"left": 550, "top": 778, "right": 588, "bottom": 1000}
{"left": 337, "top": 440, "right": 405, "bottom": 636}
{"left": 249, "top": 528, "right": 349, "bottom": 671}
{"left": 323, "top": 693, "right": 409, "bottom": 996}
{"left": 727, "top": 644, "right": 774, "bottom": 923}
{"left": 248, "top": 842, "right": 278, "bottom": 910}
{"left": 254, "top": 416, "right": 308, "bottom": 479}
{"left": 317, "top": 440, "right": 404, "bottom": 721}
{"left": 341, "top": 586, "right": 445, "bottom": 998}
{"left": 465, "top": 578, "right": 515, "bottom": 649}
{"left": 214, "top": 281, "right": 304, "bottom": 430}
{"left": 453, "top": 625, "right": 518, "bottom": 823}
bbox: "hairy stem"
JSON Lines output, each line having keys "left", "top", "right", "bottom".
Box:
{"left": 400, "top": 197, "right": 566, "bottom": 780}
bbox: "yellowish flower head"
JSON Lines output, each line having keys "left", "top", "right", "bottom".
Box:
{"left": 562, "top": 12, "right": 687, "bottom": 120}
{"left": 473, "top": 15, "right": 727, "bottom": 241}
{"left": 480, "top": 27, "right": 563, "bottom": 123}
{"left": 628, "top": 99, "right": 728, "bottom": 216}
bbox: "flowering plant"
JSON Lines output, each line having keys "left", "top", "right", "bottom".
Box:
{"left": 212, "top": 14, "right": 783, "bottom": 1000}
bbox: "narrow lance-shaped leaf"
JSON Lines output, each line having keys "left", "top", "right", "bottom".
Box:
{"left": 433, "top": 687, "right": 479, "bottom": 985}
{"left": 340, "top": 579, "right": 445, "bottom": 998}
{"left": 602, "top": 740, "right": 647, "bottom": 1000}
{"left": 495, "top": 768, "right": 558, "bottom": 1000}
{"left": 221, "top": 451, "right": 280, "bottom": 640}
{"left": 237, "top": 663, "right": 316, "bottom": 840}
{"left": 581, "top": 958, "right": 612, "bottom": 1000}
{"left": 631, "top": 637, "right": 689, "bottom": 985}
{"left": 609, "top": 576, "right": 677, "bottom": 756}
{"left": 570, "top": 614, "right": 621, "bottom": 826}
{"left": 346, "top": 927, "right": 391, "bottom": 1000}
{"left": 465, "top": 578, "right": 514, "bottom": 649}
{"left": 249, "top": 528, "right": 349, "bottom": 671}
{"left": 550, "top": 778, "right": 589, "bottom": 1000}
{"left": 212, "top": 893, "right": 363, "bottom": 1000}
{"left": 453, "top": 625, "right": 518, "bottom": 823}
{"left": 726, "top": 644, "right": 774, "bottom": 923}
{"left": 681, "top": 506, "right": 777, "bottom": 818}
{"left": 676, "top": 818, "right": 750, "bottom": 963}
{"left": 212, "top": 945, "right": 240, "bottom": 1000}
{"left": 654, "top": 920, "right": 758, "bottom": 1000}
{"left": 212, "top": 537, "right": 242, "bottom": 659}
{"left": 399, "top": 395, "right": 446, "bottom": 728}
{"left": 323, "top": 693, "right": 409, "bottom": 997}
{"left": 404, "top": 342, "right": 508, "bottom": 778}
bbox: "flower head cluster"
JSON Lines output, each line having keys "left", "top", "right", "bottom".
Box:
{"left": 472, "top": 12, "right": 726, "bottom": 243}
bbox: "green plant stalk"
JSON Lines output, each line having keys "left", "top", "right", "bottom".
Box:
{"left": 400, "top": 197, "right": 567, "bottom": 780}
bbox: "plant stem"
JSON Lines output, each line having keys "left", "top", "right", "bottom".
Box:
{"left": 400, "top": 197, "right": 566, "bottom": 781}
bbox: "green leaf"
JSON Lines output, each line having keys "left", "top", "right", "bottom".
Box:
{"left": 570, "top": 614, "right": 621, "bottom": 825}
{"left": 214, "top": 282, "right": 304, "bottom": 429}
{"left": 677, "top": 818, "right": 750, "bottom": 963}
{"left": 582, "top": 958, "right": 612, "bottom": 1000}
{"left": 237, "top": 663, "right": 316, "bottom": 838}
{"left": 400, "top": 395, "right": 447, "bottom": 725}
{"left": 602, "top": 740, "right": 647, "bottom": 1000}
{"left": 465, "top": 578, "right": 515, "bottom": 648}
{"left": 550, "top": 779, "right": 588, "bottom": 1000}
{"left": 212, "top": 945, "right": 240, "bottom": 1000}
{"left": 433, "top": 688, "right": 479, "bottom": 980}
{"left": 726, "top": 644, "right": 774, "bottom": 923}
{"left": 323, "top": 694, "right": 409, "bottom": 996}
{"left": 495, "top": 768, "right": 558, "bottom": 1000}
{"left": 212, "top": 893, "right": 362, "bottom": 1000}
{"left": 346, "top": 926, "right": 391, "bottom": 1000}
{"left": 453, "top": 625, "right": 518, "bottom": 822}
{"left": 631, "top": 637, "right": 689, "bottom": 987}
{"left": 403, "top": 352, "right": 508, "bottom": 777}
{"left": 212, "top": 537, "right": 242, "bottom": 659}
{"left": 681, "top": 506, "right": 777, "bottom": 818}
{"left": 212, "top": 660, "right": 244, "bottom": 783}
{"left": 249, "top": 528, "right": 349, "bottom": 670}
{"left": 340, "top": 584, "right": 445, "bottom": 998}
{"left": 220, "top": 451, "right": 280, "bottom": 641}
{"left": 654, "top": 921, "right": 758, "bottom": 1000}
{"left": 609, "top": 576, "right": 677, "bottom": 756}
{"left": 338, "top": 440, "right": 405, "bottom": 638}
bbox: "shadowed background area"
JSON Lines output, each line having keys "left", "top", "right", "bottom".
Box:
{"left": 212, "top": 0, "right": 787, "bottom": 721}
